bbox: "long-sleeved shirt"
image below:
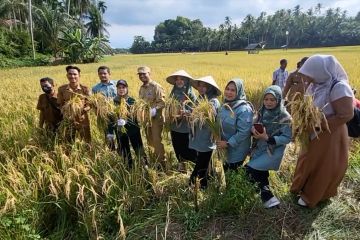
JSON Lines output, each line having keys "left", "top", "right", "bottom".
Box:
{"left": 37, "top": 93, "right": 62, "bottom": 130}
{"left": 92, "top": 80, "right": 117, "bottom": 99}
{"left": 218, "top": 102, "right": 253, "bottom": 164}
{"left": 57, "top": 84, "right": 91, "bottom": 126}
{"left": 139, "top": 80, "right": 166, "bottom": 120}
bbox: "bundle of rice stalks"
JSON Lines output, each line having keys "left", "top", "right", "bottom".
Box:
{"left": 62, "top": 95, "right": 84, "bottom": 121}
{"left": 114, "top": 97, "right": 130, "bottom": 134}
{"left": 130, "top": 99, "right": 152, "bottom": 127}
{"left": 164, "top": 97, "right": 182, "bottom": 124}
{"left": 287, "top": 92, "right": 330, "bottom": 148}
{"left": 185, "top": 97, "right": 216, "bottom": 136}
{"left": 88, "top": 93, "right": 114, "bottom": 120}
{"left": 116, "top": 97, "right": 129, "bottom": 119}
{"left": 210, "top": 155, "right": 226, "bottom": 192}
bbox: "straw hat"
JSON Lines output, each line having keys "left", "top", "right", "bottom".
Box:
{"left": 191, "top": 76, "right": 222, "bottom": 96}
{"left": 166, "top": 70, "right": 193, "bottom": 85}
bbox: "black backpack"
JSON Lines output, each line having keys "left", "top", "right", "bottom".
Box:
{"left": 331, "top": 81, "right": 360, "bottom": 138}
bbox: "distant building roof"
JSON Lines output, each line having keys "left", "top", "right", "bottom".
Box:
{"left": 245, "top": 43, "right": 261, "bottom": 50}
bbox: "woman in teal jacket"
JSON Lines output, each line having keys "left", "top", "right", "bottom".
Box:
{"left": 216, "top": 79, "right": 253, "bottom": 170}
{"left": 189, "top": 76, "right": 221, "bottom": 189}
{"left": 246, "top": 85, "right": 291, "bottom": 208}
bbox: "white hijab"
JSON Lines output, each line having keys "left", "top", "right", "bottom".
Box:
{"left": 299, "top": 55, "right": 352, "bottom": 114}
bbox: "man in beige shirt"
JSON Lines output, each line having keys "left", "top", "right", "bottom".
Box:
{"left": 138, "top": 66, "right": 167, "bottom": 169}
{"left": 58, "top": 65, "right": 91, "bottom": 143}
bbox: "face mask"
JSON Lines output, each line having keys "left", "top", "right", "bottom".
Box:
{"left": 42, "top": 86, "right": 53, "bottom": 94}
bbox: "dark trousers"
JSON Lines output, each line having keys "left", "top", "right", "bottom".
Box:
{"left": 223, "top": 161, "right": 243, "bottom": 171}
{"left": 245, "top": 165, "right": 274, "bottom": 202}
{"left": 190, "top": 150, "right": 213, "bottom": 188}
{"left": 115, "top": 130, "right": 147, "bottom": 168}
{"left": 170, "top": 131, "right": 196, "bottom": 163}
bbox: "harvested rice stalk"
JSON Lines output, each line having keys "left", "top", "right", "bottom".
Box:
{"left": 210, "top": 155, "right": 226, "bottom": 191}
{"left": 61, "top": 95, "right": 84, "bottom": 121}
{"left": 287, "top": 92, "right": 330, "bottom": 148}
{"left": 88, "top": 93, "right": 114, "bottom": 120}
{"left": 185, "top": 97, "right": 216, "bottom": 136}
{"left": 130, "top": 99, "right": 152, "bottom": 127}
{"left": 117, "top": 97, "right": 129, "bottom": 119}
{"left": 164, "top": 97, "right": 182, "bottom": 124}
{"left": 113, "top": 97, "right": 130, "bottom": 133}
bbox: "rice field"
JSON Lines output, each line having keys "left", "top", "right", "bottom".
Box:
{"left": 0, "top": 46, "right": 360, "bottom": 239}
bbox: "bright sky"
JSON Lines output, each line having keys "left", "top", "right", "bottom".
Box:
{"left": 104, "top": 0, "right": 360, "bottom": 48}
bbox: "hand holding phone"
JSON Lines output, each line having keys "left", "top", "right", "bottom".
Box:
{"left": 253, "top": 123, "right": 264, "bottom": 134}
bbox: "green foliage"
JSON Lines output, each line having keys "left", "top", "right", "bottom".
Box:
{"left": 0, "top": 210, "right": 41, "bottom": 240}
{"left": 0, "top": 54, "right": 51, "bottom": 68}
{"left": 131, "top": 6, "right": 360, "bottom": 53}
{"left": 0, "top": 28, "right": 32, "bottom": 58}
{"left": 204, "top": 169, "right": 260, "bottom": 215}
{"left": 60, "top": 28, "right": 112, "bottom": 63}
{"left": 130, "top": 36, "right": 151, "bottom": 54}
{"left": 0, "top": 0, "right": 111, "bottom": 64}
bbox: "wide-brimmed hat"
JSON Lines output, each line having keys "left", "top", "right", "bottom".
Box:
{"left": 191, "top": 76, "right": 222, "bottom": 96}
{"left": 166, "top": 70, "right": 193, "bottom": 85}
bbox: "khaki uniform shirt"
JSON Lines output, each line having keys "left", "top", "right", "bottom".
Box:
{"left": 283, "top": 70, "right": 308, "bottom": 100}
{"left": 139, "top": 80, "right": 165, "bottom": 119}
{"left": 57, "top": 84, "right": 91, "bottom": 126}
{"left": 36, "top": 93, "right": 62, "bottom": 129}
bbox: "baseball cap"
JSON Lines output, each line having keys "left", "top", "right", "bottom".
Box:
{"left": 116, "top": 79, "right": 128, "bottom": 87}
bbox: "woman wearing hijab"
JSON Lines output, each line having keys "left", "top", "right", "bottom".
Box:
{"left": 166, "top": 70, "right": 197, "bottom": 172}
{"left": 290, "top": 55, "right": 354, "bottom": 208}
{"left": 216, "top": 79, "right": 253, "bottom": 170}
{"left": 189, "top": 76, "right": 221, "bottom": 189}
{"left": 108, "top": 80, "right": 147, "bottom": 168}
{"left": 246, "top": 85, "right": 292, "bottom": 208}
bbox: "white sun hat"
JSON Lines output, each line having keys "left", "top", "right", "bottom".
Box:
{"left": 166, "top": 70, "right": 193, "bottom": 85}
{"left": 191, "top": 75, "right": 222, "bottom": 96}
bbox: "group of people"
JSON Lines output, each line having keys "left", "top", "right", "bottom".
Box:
{"left": 37, "top": 54, "right": 354, "bottom": 209}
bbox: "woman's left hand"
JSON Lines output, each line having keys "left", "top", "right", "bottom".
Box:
{"left": 251, "top": 126, "right": 269, "bottom": 141}
{"left": 216, "top": 140, "right": 228, "bottom": 149}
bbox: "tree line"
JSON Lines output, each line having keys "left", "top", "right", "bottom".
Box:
{"left": 130, "top": 4, "right": 360, "bottom": 54}
{"left": 0, "top": 0, "right": 111, "bottom": 66}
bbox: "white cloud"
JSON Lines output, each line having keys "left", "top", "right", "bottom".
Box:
{"left": 108, "top": 24, "right": 154, "bottom": 48}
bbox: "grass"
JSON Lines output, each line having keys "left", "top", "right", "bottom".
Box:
{"left": 0, "top": 46, "right": 359, "bottom": 239}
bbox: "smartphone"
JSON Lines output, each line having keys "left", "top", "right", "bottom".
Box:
{"left": 253, "top": 123, "right": 264, "bottom": 134}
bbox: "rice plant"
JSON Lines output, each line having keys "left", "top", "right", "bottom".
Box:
{"left": 287, "top": 92, "right": 330, "bottom": 148}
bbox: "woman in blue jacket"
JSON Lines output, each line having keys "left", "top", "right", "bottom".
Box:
{"left": 216, "top": 79, "right": 253, "bottom": 170}
{"left": 189, "top": 76, "right": 221, "bottom": 189}
{"left": 246, "top": 85, "right": 291, "bottom": 208}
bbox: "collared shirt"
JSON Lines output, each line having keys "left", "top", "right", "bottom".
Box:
{"left": 283, "top": 70, "right": 308, "bottom": 99}
{"left": 273, "top": 68, "right": 288, "bottom": 89}
{"left": 37, "top": 93, "right": 62, "bottom": 129}
{"left": 57, "top": 84, "right": 91, "bottom": 125}
{"left": 139, "top": 80, "right": 165, "bottom": 110}
{"left": 92, "top": 80, "right": 117, "bottom": 99}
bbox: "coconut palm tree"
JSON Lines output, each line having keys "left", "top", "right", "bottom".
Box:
{"left": 34, "top": 2, "right": 74, "bottom": 56}
{"left": 84, "top": 3, "right": 109, "bottom": 38}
